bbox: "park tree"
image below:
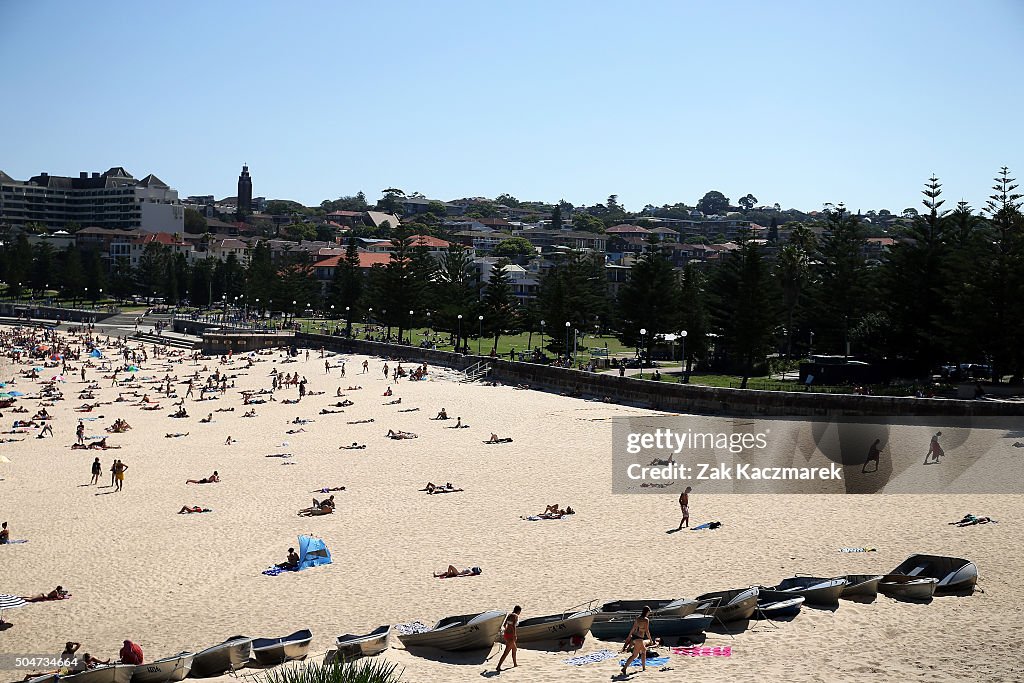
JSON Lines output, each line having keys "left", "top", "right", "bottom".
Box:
{"left": 775, "top": 224, "right": 816, "bottom": 358}
{"left": 184, "top": 208, "right": 208, "bottom": 234}
{"left": 376, "top": 188, "right": 405, "bottom": 215}
{"left": 136, "top": 242, "right": 167, "bottom": 300}
{"left": 979, "top": 166, "right": 1024, "bottom": 382}
{"left": 492, "top": 237, "right": 535, "bottom": 258}
{"left": 30, "top": 242, "right": 55, "bottom": 295}
{"left": 245, "top": 240, "right": 275, "bottom": 310}
{"left": 60, "top": 246, "right": 85, "bottom": 301}
{"left": 83, "top": 248, "right": 106, "bottom": 302}
{"left": 696, "top": 190, "right": 731, "bottom": 216}
{"left": 616, "top": 247, "right": 680, "bottom": 362}
{"left": 551, "top": 204, "right": 563, "bottom": 231}
{"left": 537, "top": 251, "right": 607, "bottom": 353}
{"left": 880, "top": 175, "right": 951, "bottom": 373}
{"left": 937, "top": 201, "right": 990, "bottom": 362}
{"left": 737, "top": 193, "right": 758, "bottom": 211}
{"left": 495, "top": 193, "right": 521, "bottom": 208}
{"left": 432, "top": 243, "right": 477, "bottom": 352}
{"left": 427, "top": 200, "right": 448, "bottom": 217}
{"left": 571, "top": 212, "right": 605, "bottom": 233}
{"left": 711, "top": 239, "right": 779, "bottom": 388}
{"left": 328, "top": 238, "right": 364, "bottom": 334}
{"left": 482, "top": 260, "right": 516, "bottom": 353}
{"left": 811, "top": 203, "right": 870, "bottom": 356}
{"left": 676, "top": 263, "right": 710, "bottom": 380}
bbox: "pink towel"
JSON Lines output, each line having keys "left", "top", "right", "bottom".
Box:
{"left": 671, "top": 646, "right": 732, "bottom": 657}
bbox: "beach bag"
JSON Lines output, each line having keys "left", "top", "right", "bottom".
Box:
{"left": 471, "top": 567, "right": 482, "bottom": 575}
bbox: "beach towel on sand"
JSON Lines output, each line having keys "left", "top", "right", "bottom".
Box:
{"left": 261, "top": 566, "right": 298, "bottom": 577}
{"left": 564, "top": 650, "right": 618, "bottom": 666}
{"left": 620, "top": 656, "right": 670, "bottom": 668}
{"left": 672, "top": 646, "right": 732, "bottom": 657}
{"left": 0, "top": 539, "right": 28, "bottom": 545}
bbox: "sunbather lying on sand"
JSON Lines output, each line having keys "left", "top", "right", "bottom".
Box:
{"left": 165, "top": 432, "right": 189, "bottom": 438}
{"left": 398, "top": 407, "right": 420, "bottom": 412}
{"left": 347, "top": 418, "right": 374, "bottom": 424}
{"left": 543, "top": 504, "right": 575, "bottom": 516}
{"left": 286, "top": 428, "right": 306, "bottom": 434}
{"left": 949, "top": 514, "right": 997, "bottom": 526}
{"left": 448, "top": 417, "right": 469, "bottom": 429}
{"left": 485, "top": 434, "right": 513, "bottom": 443}
{"left": 320, "top": 409, "right": 345, "bottom": 414}
{"left": 387, "top": 429, "right": 418, "bottom": 439}
{"left": 346, "top": 386, "right": 362, "bottom": 391}
{"left": 243, "top": 409, "right": 258, "bottom": 417}
{"left": 178, "top": 506, "right": 212, "bottom": 514}
{"left": 424, "top": 482, "right": 463, "bottom": 494}
{"left": 87, "top": 438, "right": 120, "bottom": 450}
{"left": 434, "top": 565, "right": 481, "bottom": 578}
{"left": 334, "top": 400, "right": 354, "bottom": 407}
{"left": 186, "top": 471, "right": 220, "bottom": 484}
{"left": 340, "top": 443, "right": 366, "bottom": 449}
{"left": 20, "top": 586, "right": 70, "bottom": 601}
{"left": 313, "top": 486, "right": 346, "bottom": 493}
{"left": 384, "top": 398, "right": 401, "bottom": 405}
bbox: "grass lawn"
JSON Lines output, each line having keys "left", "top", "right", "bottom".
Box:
{"left": 296, "top": 321, "right": 636, "bottom": 359}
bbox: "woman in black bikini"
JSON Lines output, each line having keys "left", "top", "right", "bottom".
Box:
{"left": 622, "top": 605, "right": 652, "bottom": 674}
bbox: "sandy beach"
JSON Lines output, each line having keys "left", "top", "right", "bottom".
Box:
{"left": 0, "top": 327, "right": 1021, "bottom": 683}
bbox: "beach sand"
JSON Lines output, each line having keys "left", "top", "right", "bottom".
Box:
{"left": 0, "top": 336, "right": 1021, "bottom": 683}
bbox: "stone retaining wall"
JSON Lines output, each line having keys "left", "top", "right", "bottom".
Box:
{"left": 286, "top": 333, "right": 1024, "bottom": 417}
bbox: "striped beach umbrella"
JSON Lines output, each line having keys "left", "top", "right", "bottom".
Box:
{"left": 0, "top": 594, "right": 27, "bottom": 622}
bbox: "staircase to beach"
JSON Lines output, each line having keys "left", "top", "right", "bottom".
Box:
{"left": 461, "top": 361, "right": 492, "bottom": 383}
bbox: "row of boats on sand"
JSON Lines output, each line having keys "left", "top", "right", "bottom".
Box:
{"left": 27, "top": 554, "right": 976, "bottom": 683}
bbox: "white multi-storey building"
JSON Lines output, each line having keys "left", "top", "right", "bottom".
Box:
{"left": 0, "top": 166, "right": 183, "bottom": 233}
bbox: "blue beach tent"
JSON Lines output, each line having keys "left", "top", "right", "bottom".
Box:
{"left": 297, "top": 535, "right": 332, "bottom": 570}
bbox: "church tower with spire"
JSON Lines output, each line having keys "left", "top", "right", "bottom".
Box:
{"left": 237, "top": 164, "right": 253, "bottom": 215}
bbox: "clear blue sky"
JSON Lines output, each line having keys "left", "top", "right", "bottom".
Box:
{"left": 1, "top": 1, "right": 1021, "bottom": 213}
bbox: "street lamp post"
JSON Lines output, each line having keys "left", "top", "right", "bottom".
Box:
{"left": 639, "top": 328, "right": 647, "bottom": 377}
{"left": 457, "top": 314, "right": 463, "bottom": 352}
{"left": 565, "top": 321, "right": 571, "bottom": 363}
{"left": 478, "top": 315, "right": 484, "bottom": 355}
{"left": 345, "top": 306, "right": 351, "bottom": 336}
{"left": 540, "top": 320, "right": 545, "bottom": 353}
{"left": 680, "top": 330, "right": 688, "bottom": 383}
{"left": 408, "top": 310, "right": 414, "bottom": 345}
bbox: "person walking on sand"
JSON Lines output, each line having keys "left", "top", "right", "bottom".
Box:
{"left": 340, "top": 362, "right": 345, "bottom": 378}
{"left": 76, "top": 420, "right": 85, "bottom": 445}
{"left": 114, "top": 460, "right": 127, "bottom": 491}
{"left": 496, "top": 605, "right": 521, "bottom": 672}
{"left": 109, "top": 459, "right": 118, "bottom": 487}
{"left": 621, "top": 606, "right": 653, "bottom": 674}
{"left": 325, "top": 360, "right": 331, "bottom": 374}
{"left": 362, "top": 360, "right": 368, "bottom": 374}
{"left": 863, "top": 438, "right": 882, "bottom": 473}
{"left": 383, "top": 363, "right": 389, "bottom": 379}
{"left": 677, "top": 487, "right": 692, "bottom": 530}
{"left": 925, "top": 431, "right": 944, "bottom": 464}
{"left": 90, "top": 457, "right": 102, "bottom": 485}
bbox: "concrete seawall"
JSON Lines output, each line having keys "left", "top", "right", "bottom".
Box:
{"left": 208, "top": 332, "right": 1024, "bottom": 418}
